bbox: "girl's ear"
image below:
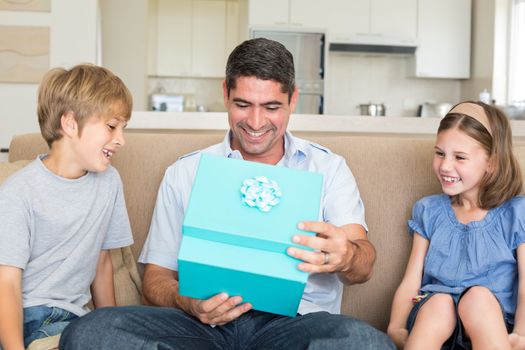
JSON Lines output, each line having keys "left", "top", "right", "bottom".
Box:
{"left": 60, "top": 112, "right": 78, "bottom": 137}
{"left": 486, "top": 155, "right": 496, "bottom": 174}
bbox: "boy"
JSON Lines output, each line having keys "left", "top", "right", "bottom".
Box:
{"left": 0, "top": 64, "right": 134, "bottom": 350}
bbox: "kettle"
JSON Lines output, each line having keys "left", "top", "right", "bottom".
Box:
{"left": 357, "top": 103, "right": 386, "bottom": 116}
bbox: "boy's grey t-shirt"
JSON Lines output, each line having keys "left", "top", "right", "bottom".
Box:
{"left": 0, "top": 155, "right": 133, "bottom": 316}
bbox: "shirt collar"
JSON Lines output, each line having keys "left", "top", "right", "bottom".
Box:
{"left": 220, "top": 130, "right": 307, "bottom": 165}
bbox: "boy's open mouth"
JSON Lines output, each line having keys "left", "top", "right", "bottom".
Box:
{"left": 103, "top": 149, "right": 114, "bottom": 158}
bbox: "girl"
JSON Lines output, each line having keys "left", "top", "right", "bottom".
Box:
{"left": 387, "top": 101, "right": 525, "bottom": 350}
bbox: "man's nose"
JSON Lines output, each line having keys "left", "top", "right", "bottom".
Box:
{"left": 246, "top": 107, "right": 266, "bottom": 130}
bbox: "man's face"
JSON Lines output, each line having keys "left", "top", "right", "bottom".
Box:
{"left": 223, "top": 76, "right": 297, "bottom": 164}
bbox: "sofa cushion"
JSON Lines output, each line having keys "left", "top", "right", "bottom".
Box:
{"left": 0, "top": 159, "right": 32, "bottom": 184}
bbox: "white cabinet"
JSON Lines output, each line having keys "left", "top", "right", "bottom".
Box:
{"left": 324, "top": 0, "right": 417, "bottom": 44}
{"left": 248, "top": 0, "right": 325, "bottom": 28}
{"left": 154, "top": 0, "right": 239, "bottom": 77}
{"left": 410, "top": 0, "right": 471, "bottom": 78}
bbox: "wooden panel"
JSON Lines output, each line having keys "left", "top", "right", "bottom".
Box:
{"left": 0, "top": 0, "right": 50, "bottom": 12}
{"left": 0, "top": 25, "right": 49, "bottom": 83}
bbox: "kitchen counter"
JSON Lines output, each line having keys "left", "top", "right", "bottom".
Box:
{"left": 128, "top": 112, "right": 525, "bottom": 139}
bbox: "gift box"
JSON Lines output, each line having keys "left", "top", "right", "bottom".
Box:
{"left": 178, "top": 153, "right": 323, "bottom": 317}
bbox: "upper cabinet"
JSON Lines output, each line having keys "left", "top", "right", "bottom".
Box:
{"left": 153, "top": 0, "right": 240, "bottom": 77}
{"left": 409, "top": 0, "right": 471, "bottom": 79}
{"left": 248, "top": 0, "right": 325, "bottom": 28}
{"left": 329, "top": 0, "right": 417, "bottom": 45}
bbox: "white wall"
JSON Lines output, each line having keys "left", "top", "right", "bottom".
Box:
{"left": 325, "top": 53, "right": 461, "bottom": 117}
{"left": 100, "top": 0, "right": 149, "bottom": 110}
{"left": 0, "top": 0, "right": 99, "bottom": 150}
{"left": 460, "top": 0, "right": 496, "bottom": 102}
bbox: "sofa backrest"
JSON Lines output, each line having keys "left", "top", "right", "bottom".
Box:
{"left": 9, "top": 131, "right": 525, "bottom": 331}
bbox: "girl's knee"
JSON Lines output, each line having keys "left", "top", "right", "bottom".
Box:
{"left": 458, "top": 286, "right": 497, "bottom": 313}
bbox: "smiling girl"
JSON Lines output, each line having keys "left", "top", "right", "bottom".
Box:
{"left": 388, "top": 101, "right": 525, "bottom": 350}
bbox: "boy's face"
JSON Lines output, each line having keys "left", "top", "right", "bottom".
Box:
{"left": 71, "top": 113, "right": 127, "bottom": 174}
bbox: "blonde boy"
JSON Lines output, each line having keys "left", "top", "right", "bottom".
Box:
{"left": 0, "top": 64, "right": 133, "bottom": 349}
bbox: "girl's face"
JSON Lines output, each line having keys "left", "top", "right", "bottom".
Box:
{"left": 433, "top": 128, "right": 491, "bottom": 205}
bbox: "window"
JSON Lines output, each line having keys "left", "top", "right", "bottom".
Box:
{"left": 508, "top": 0, "right": 525, "bottom": 104}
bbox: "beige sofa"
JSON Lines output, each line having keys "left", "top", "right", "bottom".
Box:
{"left": 5, "top": 130, "right": 525, "bottom": 337}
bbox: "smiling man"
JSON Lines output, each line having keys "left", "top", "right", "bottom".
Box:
{"left": 60, "top": 38, "right": 395, "bottom": 350}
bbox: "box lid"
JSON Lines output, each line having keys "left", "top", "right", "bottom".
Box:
{"left": 182, "top": 154, "right": 323, "bottom": 254}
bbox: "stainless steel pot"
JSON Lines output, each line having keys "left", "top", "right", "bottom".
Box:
{"left": 357, "top": 103, "right": 386, "bottom": 116}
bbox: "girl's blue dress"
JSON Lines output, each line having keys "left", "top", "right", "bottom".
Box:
{"left": 409, "top": 194, "right": 525, "bottom": 323}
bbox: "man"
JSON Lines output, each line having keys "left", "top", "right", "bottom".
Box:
{"left": 60, "top": 38, "right": 395, "bottom": 349}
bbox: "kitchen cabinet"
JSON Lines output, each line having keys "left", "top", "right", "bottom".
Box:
{"left": 154, "top": 0, "right": 239, "bottom": 77}
{"left": 323, "top": 0, "right": 417, "bottom": 45}
{"left": 248, "top": 0, "right": 325, "bottom": 28}
{"left": 409, "top": 0, "right": 471, "bottom": 78}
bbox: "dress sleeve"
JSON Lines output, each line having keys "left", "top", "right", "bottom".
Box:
{"left": 507, "top": 196, "right": 525, "bottom": 250}
{"left": 408, "top": 197, "right": 431, "bottom": 240}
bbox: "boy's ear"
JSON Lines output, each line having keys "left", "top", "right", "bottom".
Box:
{"left": 60, "top": 112, "right": 78, "bottom": 137}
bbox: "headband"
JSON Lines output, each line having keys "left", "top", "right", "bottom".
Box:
{"left": 449, "top": 103, "right": 492, "bottom": 136}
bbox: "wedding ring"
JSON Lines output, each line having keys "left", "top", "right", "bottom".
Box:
{"left": 322, "top": 252, "right": 330, "bottom": 265}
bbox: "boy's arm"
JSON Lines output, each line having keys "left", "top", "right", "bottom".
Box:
{"left": 387, "top": 233, "right": 428, "bottom": 349}
{"left": 0, "top": 265, "right": 24, "bottom": 350}
{"left": 90, "top": 250, "right": 116, "bottom": 308}
{"left": 509, "top": 244, "right": 525, "bottom": 349}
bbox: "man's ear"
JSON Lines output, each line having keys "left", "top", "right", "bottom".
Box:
{"left": 222, "top": 80, "right": 229, "bottom": 107}
{"left": 60, "top": 112, "right": 78, "bottom": 137}
{"left": 289, "top": 87, "right": 299, "bottom": 113}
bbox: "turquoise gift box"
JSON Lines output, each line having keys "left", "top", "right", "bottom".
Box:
{"left": 178, "top": 153, "right": 323, "bottom": 317}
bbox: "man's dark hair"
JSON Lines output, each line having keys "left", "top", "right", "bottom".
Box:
{"left": 225, "top": 38, "right": 295, "bottom": 102}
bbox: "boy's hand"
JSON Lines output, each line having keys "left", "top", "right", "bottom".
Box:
{"left": 387, "top": 327, "right": 408, "bottom": 350}
{"left": 181, "top": 293, "right": 252, "bottom": 326}
{"left": 509, "top": 333, "right": 525, "bottom": 350}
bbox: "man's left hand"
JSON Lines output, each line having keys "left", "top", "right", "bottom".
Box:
{"left": 286, "top": 221, "right": 360, "bottom": 274}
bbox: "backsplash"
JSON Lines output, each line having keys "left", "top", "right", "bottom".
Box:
{"left": 324, "top": 53, "right": 462, "bottom": 117}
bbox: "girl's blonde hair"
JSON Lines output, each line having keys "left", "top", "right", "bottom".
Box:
{"left": 37, "top": 64, "right": 133, "bottom": 147}
{"left": 438, "top": 101, "right": 522, "bottom": 209}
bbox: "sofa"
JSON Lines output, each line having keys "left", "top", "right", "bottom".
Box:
{"left": 4, "top": 130, "right": 525, "bottom": 345}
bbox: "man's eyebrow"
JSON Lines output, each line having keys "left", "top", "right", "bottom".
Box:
{"left": 262, "top": 101, "right": 283, "bottom": 106}
{"left": 232, "top": 98, "right": 251, "bottom": 104}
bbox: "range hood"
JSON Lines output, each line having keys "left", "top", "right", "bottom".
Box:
{"left": 329, "top": 34, "right": 418, "bottom": 55}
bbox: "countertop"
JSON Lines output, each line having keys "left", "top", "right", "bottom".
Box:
{"left": 128, "top": 112, "right": 525, "bottom": 139}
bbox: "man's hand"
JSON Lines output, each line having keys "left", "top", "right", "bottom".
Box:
{"left": 286, "top": 221, "right": 354, "bottom": 274}
{"left": 181, "top": 293, "right": 252, "bottom": 326}
{"left": 509, "top": 333, "right": 525, "bottom": 350}
{"left": 387, "top": 327, "right": 409, "bottom": 350}
{"left": 286, "top": 221, "right": 375, "bottom": 284}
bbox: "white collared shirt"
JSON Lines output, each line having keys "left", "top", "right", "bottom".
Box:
{"left": 139, "top": 131, "right": 367, "bottom": 314}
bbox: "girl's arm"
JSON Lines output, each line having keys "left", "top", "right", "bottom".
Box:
{"left": 0, "top": 265, "right": 24, "bottom": 350}
{"left": 90, "top": 250, "right": 116, "bottom": 308}
{"left": 509, "top": 244, "right": 525, "bottom": 349}
{"left": 387, "top": 233, "right": 429, "bottom": 349}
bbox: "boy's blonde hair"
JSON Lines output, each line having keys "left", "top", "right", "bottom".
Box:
{"left": 438, "top": 101, "right": 523, "bottom": 209}
{"left": 37, "top": 64, "right": 133, "bottom": 147}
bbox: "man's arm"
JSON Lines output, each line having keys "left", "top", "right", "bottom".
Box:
{"left": 142, "top": 263, "right": 252, "bottom": 326}
{"left": 0, "top": 265, "right": 24, "bottom": 350}
{"left": 90, "top": 250, "right": 116, "bottom": 308}
{"left": 287, "top": 222, "right": 375, "bottom": 285}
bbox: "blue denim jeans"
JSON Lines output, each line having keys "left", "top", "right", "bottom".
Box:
{"left": 59, "top": 305, "right": 394, "bottom": 350}
{"left": 0, "top": 305, "right": 77, "bottom": 350}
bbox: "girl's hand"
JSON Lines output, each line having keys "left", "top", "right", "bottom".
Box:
{"left": 387, "top": 327, "right": 409, "bottom": 350}
{"left": 509, "top": 333, "right": 525, "bottom": 350}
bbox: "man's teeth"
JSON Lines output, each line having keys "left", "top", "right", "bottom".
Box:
{"left": 443, "top": 176, "right": 460, "bottom": 183}
{"left": 248, "top": 130, "right": 266, "bottom": 137}
{"left": 103, "top": 149, "right": 113, "bottom": 158}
